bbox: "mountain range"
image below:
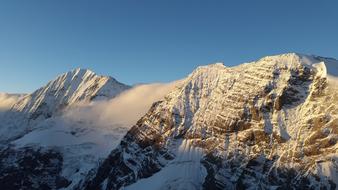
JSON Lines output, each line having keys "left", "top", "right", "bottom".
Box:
{"left": 0, "top": 53, "right": 337, "bottom": 190}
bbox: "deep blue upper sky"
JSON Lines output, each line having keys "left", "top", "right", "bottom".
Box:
{"left": 0, "top": 0, "right": 337, "bottom": 93}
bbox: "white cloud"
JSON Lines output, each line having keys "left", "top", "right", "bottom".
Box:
{"left": 62, "top": 81, "right": 180, "bottom": 129}
{"left": 0, "top": 93, "right": 24, "bottom": 111}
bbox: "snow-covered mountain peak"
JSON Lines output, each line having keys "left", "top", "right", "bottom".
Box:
{"left": 73, "top": 67, "right": 93, "bottom": 73}
{"left": 257, "top": 53, "right": 337, "bottom": 73}
{"left": 54, "top": 68, "right": 100, "bottom": 86}
{"left": 11, "top": 68, "right": 130, "bottom": 120}
{"left": 256, "top": 53, "right": 312, "bottom": 68}
{"left": 71, "top": 67, "right": 94, "bottom": 75}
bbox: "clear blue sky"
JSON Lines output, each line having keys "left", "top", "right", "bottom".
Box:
{"left": 0, "top": 0, "right": 337, "bottom": 93}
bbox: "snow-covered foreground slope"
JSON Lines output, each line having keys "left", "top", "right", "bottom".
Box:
{"left": 11, "top": 115, "right": 125, "bottom": 189}
{"left": 125, "top": 139, "right": 207, "bottom": 190}
{"left": 82, "top": 53, "right": 338, "bottom": 190}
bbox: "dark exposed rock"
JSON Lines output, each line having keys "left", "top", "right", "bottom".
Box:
{"left": 0, "top": 146, "right": 70, "bottom": 190}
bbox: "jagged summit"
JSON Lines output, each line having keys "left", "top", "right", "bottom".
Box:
{"left": 72, "top": 67, "right": 93, "bottom": 73}
{"left": 62, "top": 67, "right": 121, "bottom": 82}
{"left": 255, "top": 53, "right": 337, "bottom": 76}
{"left": 70, "top": 67, "right": 95, "bottom": 75}
{"left": 11, "top": 68, "right": 130, "bottom": 119}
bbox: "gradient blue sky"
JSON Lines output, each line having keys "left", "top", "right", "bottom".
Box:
{"left": 0, "top": 0, "right": 337, "bottom": 93}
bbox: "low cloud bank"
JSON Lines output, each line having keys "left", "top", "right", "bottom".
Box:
{"left": 63, "top": 81, "right": 180, "bottom": 129}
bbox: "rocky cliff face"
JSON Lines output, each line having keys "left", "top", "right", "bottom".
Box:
{"left": 82, "top": 53, "right": 337, "bottom": 190}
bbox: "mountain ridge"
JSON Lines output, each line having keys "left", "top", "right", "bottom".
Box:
{"left": 81, "top": 53, "right": 338, "bottom": 190}
{"left": 0, "top": 53, "right": 337, "bottom": 190}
